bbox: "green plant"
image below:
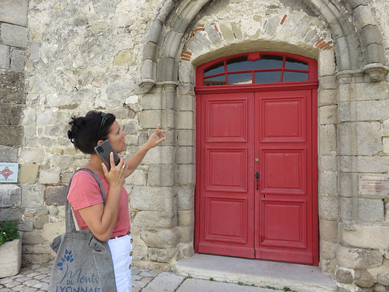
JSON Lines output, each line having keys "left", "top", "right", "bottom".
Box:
{"left": 283, "top": 287, "right": 292, "bottom": 291}
{"left": 238, "top": 281, "right": 244, "bottom": 286}
{"left": 0, "top": 221, "right": 19, "bottom": 246}
{"left": 209, "top": 277, "right": 214, "bottom": 281}
{"left": 265, "top": 286, "right": 276, "bottom": 290}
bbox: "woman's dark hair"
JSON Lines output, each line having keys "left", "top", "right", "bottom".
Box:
{"left": 67, "top": 111, "right": 116, "bottom": 154}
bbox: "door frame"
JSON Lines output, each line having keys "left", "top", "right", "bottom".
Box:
{"left": 194, "top": 52, "right": 319, "bottom": 266}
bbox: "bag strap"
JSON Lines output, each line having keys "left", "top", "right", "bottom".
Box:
{"left": 65, "top": 168, "right": 106, "bottom": 233}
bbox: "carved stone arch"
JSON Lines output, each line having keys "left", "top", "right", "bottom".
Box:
{"left": 139, "top": 0, "right": 388, "bottom": 92}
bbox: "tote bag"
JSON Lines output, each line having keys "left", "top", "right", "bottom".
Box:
{"left": 48, "top": 169, "right": 117, "bottom": 292}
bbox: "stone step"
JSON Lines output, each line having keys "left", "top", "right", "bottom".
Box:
{"left": 175, "top": 254, "right": 337, "bottom": 292}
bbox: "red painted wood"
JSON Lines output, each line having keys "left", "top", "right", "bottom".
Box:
{"left": 195, "top": 52, "right": 318, "bottom": 266}
{"left": 197, "top": 93, "right": 255, "bottom": 258}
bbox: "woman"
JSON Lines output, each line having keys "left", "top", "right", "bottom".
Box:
{"left": 66, "top": 110, "right": 166, "bottom": 292}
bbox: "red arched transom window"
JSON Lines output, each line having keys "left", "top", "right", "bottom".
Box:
{"left": 196, "top": 52, "right": 317, "bottom": 87}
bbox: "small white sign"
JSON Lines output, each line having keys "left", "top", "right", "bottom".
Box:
{"left": 0, "top": 163, "right": 19, "bottom": 183}
{"left": 359, "top": 175, "right": 389, "bottom": 196}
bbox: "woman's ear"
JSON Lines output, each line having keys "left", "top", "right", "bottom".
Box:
{"left": 97, "top": 140, "right": 104, "bottom": 146}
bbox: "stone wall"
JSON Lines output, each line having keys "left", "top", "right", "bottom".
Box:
{"left": 0, "top": 0, "right": 28, "bottom": 239}
{"left": 2, "top": 0, "right": 389, "bottom": 290}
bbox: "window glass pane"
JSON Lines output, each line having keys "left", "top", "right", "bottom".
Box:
{"left": 283, "top": 71, "right": 309, "bottom": 82}
{"left": 257, "top": 55, "right": 284, "bottom": 69}
{"left": 204, "top": 75, "right": 226, "bottom": 86}
{"left": 204, "top": 62, "right": 225, "bottom": 77}
{"left": 255, "top": 71, "right": 281, "bottom": 83}
{"left": 285, "top": 57, "right": 309, "bottom": 70}
{"left": 228, "top": 73, "right": 252, "bottom": 85}
{"left": 226, "top": 56, "right": 263, "bottom": 72}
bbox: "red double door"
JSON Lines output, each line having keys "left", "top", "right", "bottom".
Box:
{"left": 196, "top": 89, "right": 318, "bottom": 265}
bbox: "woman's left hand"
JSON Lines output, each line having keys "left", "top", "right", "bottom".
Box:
{"left": 144, "top": 124, "right": 166, "bottom": 149}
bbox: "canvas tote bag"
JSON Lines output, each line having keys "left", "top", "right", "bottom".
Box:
{"left": 48, "top": 168, "right": 117, "bottom": 292}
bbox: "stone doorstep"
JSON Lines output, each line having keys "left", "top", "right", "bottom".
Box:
{"left": 175, "top": 254, "right": 337, "bottom": 292}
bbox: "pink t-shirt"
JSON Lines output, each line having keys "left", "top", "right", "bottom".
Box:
{"left": 67, "top": 170, "right": 130, "bottom": 238}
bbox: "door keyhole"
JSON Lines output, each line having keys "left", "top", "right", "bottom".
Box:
{"left": 255, "top": 171, "right": 260, "bottom": 190}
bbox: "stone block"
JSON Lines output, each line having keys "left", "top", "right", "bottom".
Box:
{"left": 319, "top": 124, "right": 337, "bottom": 155}
{"left": 319, "top": 105, "right": 337, "bottom": 124}
{"left": 177, "top": 130, "right": 195, "bottom": 146}
{"left": 0, "top": 185, "right": 21, "bottom": 207}
{"left": 340, "top": 225, "right": 389, "bottom": 250}
{"left": 319, "top": 171, "right": 338, "bottom": 195}
{"left": 42, "top": 221, "right": 65, "bottom": 243}
{"left": 10, "top": 48, "right": 24, "bottom": 72}
{"left": 148, "top": 248, "right": 177, "bottom": 263}
{"left": 176, "top": 147, "right": 195, "bottom": 164}
{"left": 356, "top": 198, "right": 384, "bottom": 223}
{"left": 176, "top": 226, "right": 194, "bottom": 243}
{"left": 0, "top": 104, "right": 22, "bottom": 125}
{"left": 355, "top": 81, "right": 388, "bottom": 101}
{"left": 0, "top": 145, "right": 18, "bottom": 162}
{"left": 320, "top": 220, "right": 338, "bottom": 242}
{"left": 335, "top": 245, "right": 383, "bottom": 269}
{"left": 320, "top": 240, "right": 336, "bottom": 259}
{"left": 0, "top": 23, "right": 28, "bottom": 48}
{"left": 177, "top": 83, "right": 195, "bottom": 96}
{"left": 126, "top": 169, "right": 147, "bottom": 186}
{"left": 0, "top": 44, "right": 10, "bottom": 70}
{"left": 18, "top": 220, "right": 33, "bottom": 232}
{"left": 38, "top": 170, "right": 60, "bottom": 184}
{"left": 140, "top": 110, "right": 161, "bottom": 128}
{"left": 0, "top": 125, "right": 23, "bottom": 147}
{"left": 140, "top": 93, "right": 162, "bottom": 110}
{"left": 340, "top": 197, "right": 353, "bottom": 223}
{"left": 177, "top": 186, "right": 195, "bottom": 211}
{"left": 142, "top": 146, "right": 175, "bottom": 165}
{"left": 177, "top": 94, "right": 195, "bottom": 111}
{"left": 354, "top": 5, "right": 377, "bottom": 31}
{"left": 339, "top": 172, "right": 358, "bottom": 197}
{"left": 320, "top": 155, "right": 338, "bottom": 172}
{"left": 0, "top": 0, "right": 28, "bottom": 27}
{"left": 205, "top": 24, "right": 222, "bottom": 46}
{"left": 44, "top": 185, "right": 67, "bottom": 206}
{"left": 176, "top": 111, "right": 195, "bottom": 130}
{"left": 177, "top": 164, "right": 195, "bottom": 186}
{"left": 339, "top": 122, "right": 381, "bottom": 155}
{"left": 140, "top": 228, "right": 180, "bottom": 248}
{"left": 18, "top": 164, "right": 39, "bottom": 184}
{"left": 162, "top": 109, "right": 175, "bottom": 128}
{"left": 22, "top": 231, "right": 45, "bottom": 245}
{"left": 219, "top": 22, "right": 235, "bottom": 41}
{"left": 178, "top": 210, "right": 194, "bottom": 227}
{"left": 21, "top": 184, "right": 44, "bottom": 208}
{"left": 131, "top": 186, "right": 175, "bottom": 212}
{"left": 132, "top": 211, "right": 176, "bottom": 228}
{"left": 356, "top": 100, "right": 389, "bottom": 121}
{"left": 319, "top": 194, "right": 339, "bottom": 220}
{"left": 148, "top": 164, "right": 175, "bottom": 187}
{"left": 336, "top": 267, "right": 354, "bottom": 284}
{"left": 355, "top": 270, "right": 375, "bottom": 288}
{"left": 0, "top": 71, "right": 25, "bottom": 104}
{"left": 319, "top": 76, "right": 337, "bottom": 90}
{"left": 34, "top": 214, "right": 49, "bottom": 229}
{"left": 0, "top": 207, "right": 22, "bottom": 221}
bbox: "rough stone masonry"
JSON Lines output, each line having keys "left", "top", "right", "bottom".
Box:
{"left": 1, "top": 0, "right": 389, "bottom": 291}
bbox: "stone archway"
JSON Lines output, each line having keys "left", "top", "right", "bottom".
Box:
{"left": 135, "top": 0, "right": 389, "bottom": 290}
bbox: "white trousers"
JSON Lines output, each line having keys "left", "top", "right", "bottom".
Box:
{"left": 108, "top": 234, "right": 133, "bottom": 292}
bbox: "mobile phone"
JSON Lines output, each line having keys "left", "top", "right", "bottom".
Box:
{"left": 94, "top": 140, "right": 120, "bottom": 171}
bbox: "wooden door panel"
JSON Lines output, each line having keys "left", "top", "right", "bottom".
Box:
{"left": 261, "top": 96, "right": 306, "bottom": 142}
{"left": 198, "top": 93, "right": 255, "bottom": 259}
{"left": 262, "top": 149, "right": 306, "bottom": 194}
{"left": 206, "top": 148, "right": 247, "bottom": 192}
{"left": 206, "top": 99, "right": 248, "bottom": 142}
{"left": 255, "top": 90, "right": 316, "bottom": 265}
{"left": 205, "top": 197, "right": 248, "bottom": 244}
{"left": 260, "top": 200, "right": 307, "bottom": 248}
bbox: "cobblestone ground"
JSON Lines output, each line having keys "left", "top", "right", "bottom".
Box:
{"left": 0, "top": 262, "right": 163, "bottom": 292}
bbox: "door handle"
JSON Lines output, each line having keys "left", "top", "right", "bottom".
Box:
{"left": 255, "top": 171, "right": 260, "bottom": 190}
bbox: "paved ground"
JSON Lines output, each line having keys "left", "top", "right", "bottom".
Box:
{"left": 0, "top": 262, "right": 285, "bottom": 292}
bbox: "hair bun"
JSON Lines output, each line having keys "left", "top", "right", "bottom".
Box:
{"left": 67, "top": 126, "right": 77, "bottom": 144}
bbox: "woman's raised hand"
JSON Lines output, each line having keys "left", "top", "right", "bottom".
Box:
{"left": 144, "top": 124, "right": 166, "bottom": 149}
